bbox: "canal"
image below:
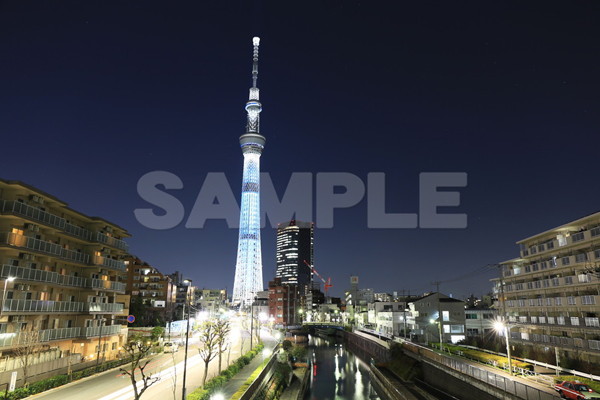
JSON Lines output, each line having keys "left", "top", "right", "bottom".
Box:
{"left": 304, "top": 334, "right": 381, "bottom": 400}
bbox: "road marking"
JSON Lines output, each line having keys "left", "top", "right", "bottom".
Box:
{"left": 98, "top": 354, "right": 202, "bottom": 400}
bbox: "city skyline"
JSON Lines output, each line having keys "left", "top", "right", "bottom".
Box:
{"left": 1, "top": 2, "right": 600, "bottom": 299}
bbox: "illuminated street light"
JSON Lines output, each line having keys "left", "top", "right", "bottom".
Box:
{"left": 429, "top": 318, "right": 444, "bottom": 351}
{"left": 182, "top": 278, "right": 193, "bottom": 400}
{"left": 1, "top": 277, "right": 16, "bottom": 318}
{"left": 494, "top": 320, "right": 513, "bottom": 375}
{"left": 211, "top": 394, "right": 225, "bottom": 400}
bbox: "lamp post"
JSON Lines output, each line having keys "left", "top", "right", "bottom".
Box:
{"left": 96, "top": 318, "right": 104, "bottom": 368}
{"left": 250, "top": 297, "right": 255, "bottom": 349}
{"left": 1, "top": 277, "right": 16, "bottom": 317}
{"left": 494, "top": 320, "right": 513, "bottom": 375}
{"left": 429, "top": 318, "right": 443, "bottom": 351}
{"left": 182, "top": 278, "right": 192, "bottom": 400}
{"left": 403, "top": 308, "right": 409, "bottom": 340}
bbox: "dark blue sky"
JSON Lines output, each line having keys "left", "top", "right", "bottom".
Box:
{"left": 1, "top": 1, "right": 599, "bottom": 299}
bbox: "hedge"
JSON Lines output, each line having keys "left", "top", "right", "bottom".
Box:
{"left": 0, "top": 355, "right": 141, "bottom": 400}
{"left": 187, "top": 342, "right": 265, "bottom": 400}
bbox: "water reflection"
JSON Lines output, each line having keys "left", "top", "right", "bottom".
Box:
{"left": 305, "top": 335, "right": 380, "bottom": 400}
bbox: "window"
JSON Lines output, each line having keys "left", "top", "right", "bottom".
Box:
{"left": 581, "top": 296, "right": 596, "bottom": 305}
{"left": 112, "top": 342, "right": 117, "bottom": 350}
{"left": 466, "top": 313, "right": 478, "bottom": 319}
{"left": 562, "top": 257, "right": 570, "bottom": 266}
{"left": 442, "top": 311, "right": 449, "bottom": 322}
{"left": 565, "top": 276, "right": 573, "bottom": 285}
{"left": 572, "top": 232, "right": 585, "bottom": 242}
{"left": 567, "top": 296, "right": 576, "bottom": 305}
{"left": 575, "top": 253, "right": 588, "bottom": 263}
{"left": 555, "top": 297, "right": 562, "bottom": 306}
{"left": 557, "top": 316, "right": 565, "bottom": 325}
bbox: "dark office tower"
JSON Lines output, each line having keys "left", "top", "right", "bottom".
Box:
{"left": 275, "top": 220, "right": 313, "bottom": 295}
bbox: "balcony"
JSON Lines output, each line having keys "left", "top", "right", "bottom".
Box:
{"left": 2, "top": 299, "right": 85, "bottom": 313}
{"left": 0, "top": 264, "right": 86, "bottom": 288}
{"left": 82, "top": 324, "right": 123, "bottom": 338}
{"left": 87, "top": 278, "right": 126, "bottom": 292}
{"left": 0, "top": 265, "right": 126, "bottom": 293}
{"left": 0, "top": 201, "right": 126, "bottom": 249}
{"left": 0, "top": 201, "right": 94, "bottom": 242}
{"left": 2, "top": 299, "right": 124, "bottom": 314}
{"left": 0, "top": 325, "right": 125, "bottom": 348}
{"left": 96, "top": 232, "right": 129, "bottom": 252}
{"left": 0, "top": 232, "right": 91, "bottom": 264}
{"left": 93, "top": 255, "right": 126, "bottom": 271}
{"left": 86, "top": 302, "right": 124, "bottom": 313}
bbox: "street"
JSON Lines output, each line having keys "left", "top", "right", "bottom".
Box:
{"left": 33, "top": 321, "right": 275, "bottom": 400}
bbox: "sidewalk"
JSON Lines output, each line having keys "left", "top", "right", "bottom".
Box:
{"left": 279, "top": 368, "right": 306, "bottom": 400}
{"left": 219, "top": 338, "right": 276, "bottom": 399}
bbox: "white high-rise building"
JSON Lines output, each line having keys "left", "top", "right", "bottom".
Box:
{"left": 232, "top": 37, "right": 265, "bottom": 309}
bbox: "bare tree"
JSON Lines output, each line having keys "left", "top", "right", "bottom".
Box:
{"left": 214, "top": 319, "right": 231, "bottom": 373}
{"left": 14, "top": 330, "right": 44, "bottom": 387}
{"left": 197, "top": 321, "right": 219, "bottom": 387}
{"left": 119, "top": 337, "right": 160, "bottom": 400}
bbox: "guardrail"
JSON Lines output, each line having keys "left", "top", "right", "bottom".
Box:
{"left": 401, "top": 340, "right": 558, "bottom": 400}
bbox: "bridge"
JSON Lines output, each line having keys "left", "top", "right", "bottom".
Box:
{"left": 302, "top": 321, "right": 345, "bottom": 330}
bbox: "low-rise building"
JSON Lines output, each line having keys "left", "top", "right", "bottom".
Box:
{"left": 409, "top": 292, "right": 466, "bottom": 344}
{"left": 465, "top": 308, "right": 498, "bottom": 337}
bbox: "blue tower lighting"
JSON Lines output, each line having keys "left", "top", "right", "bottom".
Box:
{"left": 232, "top": 37, "right": 265, "bottom": 309}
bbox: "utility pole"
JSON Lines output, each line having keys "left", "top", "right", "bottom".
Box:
{"left": 431, "top": 281, "right": 444, "bottom": 351}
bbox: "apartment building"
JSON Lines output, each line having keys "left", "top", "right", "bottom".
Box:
{"left": 195, "top": 288, "right": 227, "bottom": 317}
{"left": 409, "top": 293, "right": 466, "bottom": 344}
{"left": 268, "top": 277, "right": 302, "bottom": 327}
{"left": 0, "top": 180, "right": 130, "bottom": 367}
{"left": 125, "top": 257, "right": 176, "bottom": 325}
{"left": 493, "top": 211, "right": 600, "bottom": 365}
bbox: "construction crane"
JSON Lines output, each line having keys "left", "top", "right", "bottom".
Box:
{"left": 303, "top": 260, "right": 333, "bottom": 295}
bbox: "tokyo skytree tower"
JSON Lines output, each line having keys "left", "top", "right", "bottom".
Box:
{"left": 232, "top": 37, "right": 265, "bottom": 309}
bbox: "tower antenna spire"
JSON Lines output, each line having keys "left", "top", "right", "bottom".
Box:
{"left": 251, "top": 36, "right": 260, "bottom": 89}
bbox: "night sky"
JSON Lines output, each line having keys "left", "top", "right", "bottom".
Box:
{"left": 2, "top": 1, "right": 599, "bottom": 300}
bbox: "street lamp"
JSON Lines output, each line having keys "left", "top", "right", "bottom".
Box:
{"left": 298, "top": 308, "right": 304, "bottom": 324}
{"left": 403, "top": 308, "right": 409, "bottom": 340}
{"left": 182, "top": 278, "right": 193, "bottom": 400}
{"left": 429, "top": 318, "right": 443, "bottom": 351}
{"left": 494, "top": 320, "right": 513, "bottom": 375}
{"left": 1, "top": 277, "right": 16, "bottom": 317}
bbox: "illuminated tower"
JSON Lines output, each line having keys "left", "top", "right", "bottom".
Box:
{"left": 232, "top": 37, "right": 265, "bottom": 309}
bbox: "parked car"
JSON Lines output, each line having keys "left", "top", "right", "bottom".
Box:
{"left": 164, "top": 342, "right": 179, "bottom": 353}
{"left": 554, "top": 381, "right": 600, "bottom": 399}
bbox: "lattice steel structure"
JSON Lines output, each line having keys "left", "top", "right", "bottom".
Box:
{"left": 232, "top": 37, "right": 265, "bottom": 309}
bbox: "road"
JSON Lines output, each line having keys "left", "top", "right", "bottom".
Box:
{"left": 33, "top": 321, "right": 275, "bottom": 400}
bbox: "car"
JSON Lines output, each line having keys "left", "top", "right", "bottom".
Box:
{"left": 554, "top": 381, "right": 600, "bottom": 399}
{"left": 163, "top": 342, "right": 179, "bottom": 353}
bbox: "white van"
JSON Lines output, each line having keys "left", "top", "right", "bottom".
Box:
{"left": 164, "top": 342, "right": 179, "bottom": 353}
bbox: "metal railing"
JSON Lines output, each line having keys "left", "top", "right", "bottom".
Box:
{"left": 0, "top": 232, "right": 91, "bottom": 264}
{"left": 403, "top": 341, "right": 559, "bottom": 400}
{"left": 82, "top": 324, "right": 122, "bottom": 338}
{"left": 0, "top": 264, "right": 85, "bottom": 288}
{"left": 0, "top": 325, "right": 125, "bottom": 347}
{"left": 86, "top": 302, "right": 124, "bottom": 313}
{"left": 93, "top": 256, "right": 126, "bottom": 271}
{"left": 2, "top": 299, "right": 85, "bottom": 313}
{"left": 0, "top": 200, "right": 127, "bottom": 248}
{"left": 0, "top": 265, "right": 126, "bottom": 293}
{"left": 87, "top": 278, "right": 126, "bottom": 292}
{"left": 96, "top": 232, "right": 129, "bottom": 251}
{"left": 2, "top": 299, "right": 124, "bottom": 314}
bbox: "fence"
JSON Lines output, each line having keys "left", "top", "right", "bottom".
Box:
{"left": 404, "top": 342, "right": 558, "bottom": 400}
